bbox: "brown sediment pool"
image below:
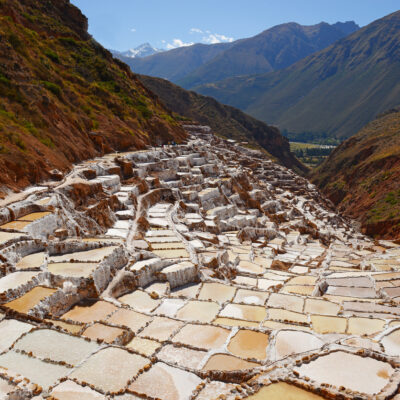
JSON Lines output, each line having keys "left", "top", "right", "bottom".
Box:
{"left": 4, "top": 286, "right": 57, "bottom": 314}
{"left": 61, "top": 300, "right": 118, "bottom": 324}
{"left": 228, "top": 329, "right": 269, "bottom": 360}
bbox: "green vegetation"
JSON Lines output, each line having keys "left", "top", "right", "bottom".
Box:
{"left": 44, "top": 49, "right": 60, "bottom": 63}
{"left": 290, "top": 141, "right": 335, "bottom": 168}
{"left": 41, "top": 81, "right": 62, "bottom": 97}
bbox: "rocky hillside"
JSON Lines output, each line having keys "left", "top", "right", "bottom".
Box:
{"left": 138, "top": 75, "right": 307, "bottom": 174}
{"left": 312, "top": 107, "right": 400, "bottom": 238}
{"left": 196, "top": 11, "right": 400, "bottom": 141}
{"left": 120, "top": 21, "right": 358, "bottom": 88}
{"left": 0, "top": 0, "right": 186, "bottom": 196}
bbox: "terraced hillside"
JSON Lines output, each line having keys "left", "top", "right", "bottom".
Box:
{"left": 0, "top": 0, "right": 186, "bottom": 195}
{"left": 313, "top": 107, "right": 400, "bottom": 239}
{"left": 0, "top": 126, "right": 399, "bottom": 398}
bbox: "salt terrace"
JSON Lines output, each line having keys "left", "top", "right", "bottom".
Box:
{"left": 0, "top": 125, "right": 399, "bottom": 399}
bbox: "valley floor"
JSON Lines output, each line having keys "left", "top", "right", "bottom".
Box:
{"left": 0, "top": 127, "right": 399, "bottom": 399}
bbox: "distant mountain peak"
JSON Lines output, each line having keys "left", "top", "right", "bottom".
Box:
{"left": 113, "top": 43, "right": 161, "bottom": 59}
{"left": 332, "top": 21, "right": 360, "bottom": 35}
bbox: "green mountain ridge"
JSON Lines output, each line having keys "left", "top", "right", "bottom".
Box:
{"left": 195, "top": 11, "right": 400, "bottom": 141}
{"left": 178, "top": 21, "right": 359, "bottom": 89}
{"left": 116, "top": 21, "right": 358, "bottom": 91}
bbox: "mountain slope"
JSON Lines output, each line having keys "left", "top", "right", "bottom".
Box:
{"left": 138, "top": 75, "right": 307, "bottom": 174}
{"left": 0, "top": 0, "right": 186, "bottom": 195}
{"left": 120, "top": 42, "right": 235, "bottom": 82}
{"left": 196, "top": 11, "right": 400, "bottom": 141}
{"left": 312, "top": 107, "right": 400, "bottom": 238}
{"left": 178, "top": 21, "right": 359, "bottom": 89}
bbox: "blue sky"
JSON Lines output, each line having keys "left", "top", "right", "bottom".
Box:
{"left": 71, "top": 0, "right": 400, "bottom": 51}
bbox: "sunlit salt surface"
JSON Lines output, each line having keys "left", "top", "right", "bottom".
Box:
{"left": 310, "top": 315, "right": 347, "bottom": 334}
{"left": 118, "top": 290, "right": 161, "bottom": 312}
{"left": 82, "top": 323, "right": 126, "bottom": 343}
{"left": 13, "top": 328, "right": 99, "bottom": 365}
{"left": 50, "top": 380, "right": 105, "bottom": 400}
{"left": 157, "top": 344, "right": 207, "bottom": 369}
{"left": 294, "top": 351, "right": 394, "bottom": 395}
{"left": 0, "top": 232, "right": 24, "bottom": 245}
{"left": 0, "top": 271, "right": 38, "bottom": 293}
{"left": 106, "top": 308, "right": 152, "bottom": 333}
{"left": 381, "top": 328, "right": 400, "bottom": 356}
{"left": 172, "top": 323, "right": 230, "bottom": 350}
{"left": 15, "top": 252, "right": 45, "bottom": 270}
{"left": 0, "top": 350, "right": 71, "bottom": 390}
{"left": 233, "top": 289, "right": 268, "bottom": 305}
{"left": 219, "top": 303, "right": 266, "bottom": 322}
{"left": 0, "top": 319, "right": 33, "bottom": 353}
{"left": 70, "top": 347, "right": 149, "bottom": 393}
{"left": 129, "top": 362, "right": 202, "bottom": 400}
{"left": 50, "top": 246, "right": 118, "bottom": 263}
{"left": 139, "top": 317, "right": 184, "bottom": 341}
{"left": 273, "top": 330, "right": 324, "bottom": 360}
{"left": 198, "top": 282, "right": 236, "bottom": 303}
{"left": 175, "top": 300, "right": 220, "bottom": 322}
{"left": 126, "top": 337, "right": 162, "bottom": 357}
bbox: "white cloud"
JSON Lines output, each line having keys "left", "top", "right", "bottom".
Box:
{"left": 202, "top": 33, "right": 234, "bottom": 44}
{"left": 165, "top": 38, "right": 194, "bottom": 49}
{"left": 130, "top": 28, "right": 136, "bottom": 32}
{"left": 190, "top": 28, "right": 203, "bottom": 34}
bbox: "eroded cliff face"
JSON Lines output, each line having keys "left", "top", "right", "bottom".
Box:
{"left": 313, "top": 108, "right": 400, "bottom": 239}
{"left": 0, "top": 0, "right": 186, "bottom": 195}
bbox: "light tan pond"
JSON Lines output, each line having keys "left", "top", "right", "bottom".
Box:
{"left": 172, "top": 323, "right": 230, "bottom": 350}
{"left": 16, "top": 252, "right": 45, "bottom": 270}
{"left": 176, "top": 300, "right": 220, "bottom": 323}
{"left": 47, "top": 262, "right": 98, "bottom": 277}
{"left": 203, "top": 354, "right": 260, "bottom": 371}
{"left": 246, "top": 383, "right": 326, "bottom": 399}
{"left": 198, "top": 282, "right": 236, "bottom": 303}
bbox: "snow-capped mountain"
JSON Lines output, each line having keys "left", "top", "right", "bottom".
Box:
{"left": 113, "top": 43, "right": 161, "bottom": 58}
